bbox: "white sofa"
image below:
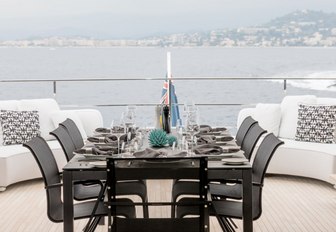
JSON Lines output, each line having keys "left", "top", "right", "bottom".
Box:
{"left": 237, "top": 95, "right": 336, "bottom": 185}
{"left": 0, "top": 98, "right": 104, "bottom": 191}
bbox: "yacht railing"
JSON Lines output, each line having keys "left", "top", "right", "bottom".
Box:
{"left": 1, "top": 76, "right": 335, "bottom": 108}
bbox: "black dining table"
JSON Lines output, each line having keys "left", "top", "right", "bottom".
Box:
{"left": 62, "top": 151, "right": 253, "bottom": 232}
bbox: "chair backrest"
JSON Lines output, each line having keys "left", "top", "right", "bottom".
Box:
{"left": 60, "top": 118, "right": 84, "bottom": 149}
{"left": 107, "top": 157, "right": 209, "bottom": 232}
{"left": 252, "top": 133, "right": 284, "bottom": 185}
{"left": 235, "top": 116, "right": 257, "bottom": 147}
{"left": 241, "top": 123, "right": 267, "bottom": 161}
{"left": 252, "top": 133, "right": 284, "bottom": 219}
{"left": 50, "top": 126, "right": 77, "bottom": 161}
{"left": 23, "top": 136, "right": 63, "bottom": 222}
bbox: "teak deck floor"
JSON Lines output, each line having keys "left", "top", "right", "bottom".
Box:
{"left": 0, "top": 175, "right": 335, "bottom": 232}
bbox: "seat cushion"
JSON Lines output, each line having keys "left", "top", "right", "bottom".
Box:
{"left": 267, "top": 138, "right": 336, "bottom": 183}
{"left": 255, "top": 103, "right": 281, "bottom": 136}
{"left": 50, "top": 110, "right": 87, "bottom": 139}
{"left": 280, "top": 138, "right": 336, "bottom": 155}
{"left": 278, "top": 95, "right": 317, "bottom": 139}
{"left": 0, "top": 140, "right": 67, "bottom": 188}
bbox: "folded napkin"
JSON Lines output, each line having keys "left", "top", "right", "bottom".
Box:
{"left": 199, "top": 125, "right": 227, "bottom": 134}
{"left": 222, "top": 146, "right": 241, "bottom": 153}
{"left": 199, "top": 125, "right": 212, "bottom": 133}
{"left": 197, "top": 135, "right": 217, "bottom": 145}
{"left": 212, "top": 127, "right": 227, "bottom": 132}
{"left": 104, "top": 134, "right": 119, "bottom": 143}
{"left": 133, "top": 148, "right": 168, "bottom": 158}
{"left": 74, "top": 147, "right": 114, "bottom": 156}
{"left": 169, "top": 150, "right": 188, "bottom": 157}
{"left": 87, "top": 136, "right": 108, "bottom": 143}
{"left": 87, "top": 135, "right": 125, "bottom": 145}
{"left": 95, "top": 127, "right": 111, "bottom": 134}
{"left": 111, "top": 126, "right": 124, "bottom": 133}
{"left": 193, "top": 144, "right": 223, "bottom": 156}
{"left": 216, "top": 135, "right": 234, "bottom": 142}
{"left": 95, "top": 145, "right": 118, "bottom": 153}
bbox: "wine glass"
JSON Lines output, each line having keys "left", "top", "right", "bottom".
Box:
{"left": 111, "top": 113, "right": 126, "bottom": 155}
{"left": 175, "top": 119, "right": 184, "bottom": 150}
{"left": 185, "top": 108, "right": 200, "bottom": 155}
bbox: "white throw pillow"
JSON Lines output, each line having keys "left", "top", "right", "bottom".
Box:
{"left": 19, "top": 99, "right": 60, "bottom": 141}
{"left": 0, "top": 100, "right": 20, "bottom": 145}
{"left": 278, "top": 95, "right": 317, "bottom": 139}
{"left": 50, "top": 111, "right": 87, "bottom": 139}
{"left": 73, "top": 109, "right": 104, "bottom": 137}
{"left": 255, "top": 104, "right": 281, "bottom": 136}
{"left": 317, "top": 98, "right": 336, "bottom": 105}
{"left": 236, "top": 108, "right": 256, "bottom": 129}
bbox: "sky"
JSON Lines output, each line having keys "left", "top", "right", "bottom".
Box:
{"left": 0, "top": 0, "right": 336, "bottom": 40}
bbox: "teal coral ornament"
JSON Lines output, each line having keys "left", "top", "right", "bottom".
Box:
{"left": 148, "top": 129, "right": 168, "bottom": 147}
{"left": 167, "top": 135, "right": 178, "bottom": 146}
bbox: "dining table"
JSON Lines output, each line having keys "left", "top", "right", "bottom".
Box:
{"left": 62, "top": 128, "right": 253, "bottom": 232}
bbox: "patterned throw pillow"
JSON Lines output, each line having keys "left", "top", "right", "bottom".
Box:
{"left": 0, "top": 110, "right": 41, "bottom": 145}
{"left": 295, "top": 104, "right": 336, "bottom": 143}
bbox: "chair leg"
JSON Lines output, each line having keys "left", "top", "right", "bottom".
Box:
{"left": 216, "top": 215, "right": 236, "bottom": 232}
{"left": 83, "top": 182, "right": 107, "bottom": 232}
{"left": 171, "top": 194, "right": 179, "bottom": 218}
{"left": 98, "top": 216, "right": 105, "bottom": 225}
{"left": 143, "top": 196, "right": 149, "bottom": 218}
{"left": 228, "top": 217, "right": 238, "bottom": 229}
{"left": 87, "top": 216, "right": 101, "bottom": 232}
{"left": 171, "top": 205, "right": 175, "bottom": 218}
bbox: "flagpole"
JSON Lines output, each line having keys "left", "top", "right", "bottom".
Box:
{"left": 167, "top": 52, "right": 171, "bottom": 104}
{"left": 167, "top": 52, "right": 172, "bottom": 128}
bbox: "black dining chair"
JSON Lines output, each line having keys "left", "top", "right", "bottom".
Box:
{"left": 50, "top": 126, "right": 103, "bottom": 201}
{"left": 176, "top": 133, "right": 283, "bottom": 231}
{"left": 235, "top": 116, "right": 257, "bottom": 147}
{"left": 209, "top": 123, "right": 267, "bottom": 201}
{"left": 170, "top": 121, "right": 265, "bottom": 218}
{"left": 59, "top": 118, "right": 85, "bottom": 149}
{"left": 240, "top": 122, "right": 267, "bottom": 161}
{"left": 60, "top": 118, "right": 148, "bottom": 218}
{"left": 210, "top": 133, "right": 284, "bottom": 231}
{"left": 23, "top": 136, "right": 136, "bottom": 232}
{"left": 106, "top": 157, "right": 209, "bottom": 232}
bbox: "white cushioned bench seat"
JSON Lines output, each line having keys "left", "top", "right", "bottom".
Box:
{"left": 0, "top": 141, "right": 66, "bottom": 191}
{"left": 269, "top": 138, "right": 336, "bottom": 183}
{"left": 237, "top": 95, "right": 336, "bottom": 185}
{"left": 0, "top": 98, "right": 104, "bottom": 191}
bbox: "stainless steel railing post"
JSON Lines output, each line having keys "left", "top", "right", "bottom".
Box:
{"left": 53, "top": 81, "right": 57, "bottom": 99}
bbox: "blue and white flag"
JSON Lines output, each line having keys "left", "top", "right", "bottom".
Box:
{"left": 160, "top": 78, "right": 180, "bottom": 127}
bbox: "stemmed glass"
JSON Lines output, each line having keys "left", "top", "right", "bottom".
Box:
{"left": 185, "top": 107, "right": 200, "bottom": 155}
{"left": 110, "top": 113, "right": 126, "bottom": 155}
{"left": 124, "top": 105, "right": 136, "bottom": 134}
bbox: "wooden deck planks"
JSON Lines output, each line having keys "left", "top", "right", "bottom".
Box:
{"left": 0, "top": 175, "right": 336, "bottom": 232}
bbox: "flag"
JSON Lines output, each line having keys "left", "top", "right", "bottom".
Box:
{"left": 160, "top": 77, "right": 180, "bottom": 126}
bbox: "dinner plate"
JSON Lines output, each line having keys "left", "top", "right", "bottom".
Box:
{"left": 93, "top": 142, "right": 116, "bottom": 146}
{"left": 143, "top": 159, "right": 185, "bottom": 164}
{"left": 93, "top": 132, "right": 110, "bottom": 136}
{"left": 221, "top": 157, "right": 248, "bottom": 165}
{"left": 78, "top": 154, "right": 110, "bottom": 160}
{"left": 88, "top": 161, "right": 106, "bottom": 167}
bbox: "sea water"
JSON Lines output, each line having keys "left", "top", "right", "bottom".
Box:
{"left": 0, "top": 47, "right": 336, "bottom": 128}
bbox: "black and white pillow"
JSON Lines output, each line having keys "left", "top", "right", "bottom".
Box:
{"left": 0, "top": 110, "right": 41, "bottom": 145}
{"left": 295, "top": 104, "right": 336, "bottom": 143}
